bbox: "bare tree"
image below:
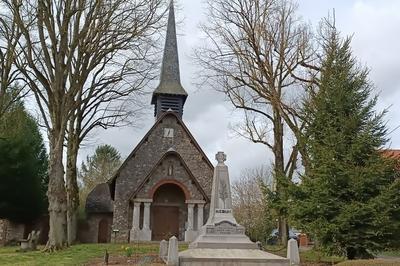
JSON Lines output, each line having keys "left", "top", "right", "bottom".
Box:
{"left": 232, "top": 166, "right": 274, "bottom": 242}
{"left": 0, "top": 2, "right": 25, "bottom": 118}
{"left": 196, "top": 0, "right": 318, "bottom": 245}
{"left": 3, "top": 0, "right": 165, "bottom": 250}
{"left": 65, "top": 35, "right": 156, "bottom": 244}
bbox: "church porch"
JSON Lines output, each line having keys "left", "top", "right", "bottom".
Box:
{"left": 129, "top": 182, "right": 205, "bottom": 242}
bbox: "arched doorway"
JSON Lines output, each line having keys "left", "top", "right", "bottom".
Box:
{"left": 151, "top": 183, "right": 186, "bottom": 241}
{"left": 98, "top": 219, "right": 109, "bottom": 243}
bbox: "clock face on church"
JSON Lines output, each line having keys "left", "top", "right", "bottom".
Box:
{"left": 164, "top": 128, "right": 174, "bottom": 138}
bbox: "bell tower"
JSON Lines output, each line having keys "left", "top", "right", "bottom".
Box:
{"left": 151, "top": 0, "right": 187, "bottom": 119}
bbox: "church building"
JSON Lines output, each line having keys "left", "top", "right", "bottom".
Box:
{"left": 83, "top": 1, "right": 214, "bottom": 243}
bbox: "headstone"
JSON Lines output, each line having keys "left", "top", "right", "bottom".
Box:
{"left": 189, "top": 152, "right": 258, "bottom": 249}
{"left": 29, "top": 230, "right": 40, "bottom": 250}
{"left": 159, "top": 239, "right": 168, "bottom": 262}
{"left": 287, "top": 238, "right": 300, "bottom": 266}
{"left": 167, "top": 236, "right": 178, "bottom": 266}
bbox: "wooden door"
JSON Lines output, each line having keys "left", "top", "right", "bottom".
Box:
{"left": 98, "top": 219, "right": 109, "bottom": 243}
{"left": 152, "top": 206, "right": 179, "bottom": 241}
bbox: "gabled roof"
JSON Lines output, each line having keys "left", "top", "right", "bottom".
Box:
{"left": 382, "top": 149, "right": 400, "bottom": 171}
{"left": 86, "top": 183, "right": 113, "bottom": 213}
{"left": 128, "top": 150, "right": 210, "bottom": 202}
{"left": 108, "top": 111, "right": 214, "bottom": 199}
{"left": 382, "top": 149, "right": 400, "bottom": 159}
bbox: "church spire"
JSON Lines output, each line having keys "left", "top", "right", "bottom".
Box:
{"left": 151, "top": 0, "right": 187, "bottom": 119}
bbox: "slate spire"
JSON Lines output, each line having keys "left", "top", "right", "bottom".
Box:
{"left": 151, "top": 0, "right": 188, "bottom": 118}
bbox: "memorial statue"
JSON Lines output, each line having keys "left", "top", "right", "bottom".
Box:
{"left": 189, "top": 151, "right": 257, "bottom": 249}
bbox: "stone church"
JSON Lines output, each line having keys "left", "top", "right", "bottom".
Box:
{"left": 82, "top": 1, "right": 214, "bottom": 244}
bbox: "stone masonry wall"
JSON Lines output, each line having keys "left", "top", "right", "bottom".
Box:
{"left": 136, "top": 153, "right": 204, "bottom": 200}
{"left": 112, "top": 113, "right": 213, "bottom": 242}
{"left": 0, "top": 219, "right": 24, "bottom": 246}
{"left": 0, "top": 219, "right": 7, "bottom": 246}
{"left": 78, "top": 214, "right": 113, "bottom": 243}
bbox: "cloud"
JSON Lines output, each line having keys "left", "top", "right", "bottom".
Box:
{"left": 77, "top": 0, "right": 400, "bottom": 182}
{"left": 298, "top": 0, "right": 400, "bottom": 146}
{"left": 345, "top": 0, "right": 400, "bottom": 146}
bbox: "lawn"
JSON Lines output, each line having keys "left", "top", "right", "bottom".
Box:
{"left": 266, "top": 245, "right": 400, "bottom": 266}
{"left": 380, "top": 250, "right": 400, "bottom": 258}
{"left": 266, "top": 245, "right": 345, "bottom": 265}
{"left": 0, "top": 243, "right": 398, "bottom": 266}
{"left": 0, "top": 243, "right": 165, "bottom": 266}
{"left": 337, "top": 259, "right": 400, "bottom": 266}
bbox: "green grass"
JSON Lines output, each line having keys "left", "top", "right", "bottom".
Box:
{"left": 300, "top": 249, "right": 344, "bottom": 264}
{"left": 337, "top": 259, "right": 400, "bottom": 266}
{"left": 380, "top": 249, "right": 400, "bottom": 258}
{"left": 333, "top": 249, "right": 400, "bottom": 266}
{"left": 0, "top": 243, "right": 164, "bottom": 266}
{"left": 265, "top": 245, "right": 344, "bottom": 264}
{"left": 264, "top": 245, "right": 400, "bottom": 266}
{"left": 1, "top": 243, "right": 396, "bottom": 266}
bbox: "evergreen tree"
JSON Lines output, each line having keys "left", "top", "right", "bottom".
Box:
{"left": 0, "top": 100, "right": 48, "bottom": 222}
{"left": 78, "top": 144, "right": 122, "bottom": 205}
{"left": 291, "top": 27, "right": 400, "bottom": 259}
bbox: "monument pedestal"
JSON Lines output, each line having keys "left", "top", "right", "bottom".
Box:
{"left": 189, "top": 222, "right": 257, "bottom": 249}
{"left": 129, "top": 229, "right": 152, "bottom": 242}
{"left": 184, "top": 230, "right": 198, "bottom": 242}
{"left": 178, "top": 152, "right": 289, "bottom": 266}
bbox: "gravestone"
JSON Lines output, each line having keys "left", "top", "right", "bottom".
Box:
{"left": 167, "top": 236, "right": 178, "bottom": 266}
{"left": 179, "top": 152, "right": 290, "bottom": 266}
{"left": 159, "top": 239, "right": 168, "bottom": 262}
{"left": 287, "top": 238, "right": 300, "bottom": 266}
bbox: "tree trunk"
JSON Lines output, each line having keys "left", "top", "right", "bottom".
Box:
{"left": 46, "top": 132, "right": 68, "bottom": 251}
{"left": 66, "top": 133, "right": 80, "bottom": 245}
{"left": 273, "top": 104, "right": 288, "bottom": 247}
{"left": 278, "top": 217, "right": 288, "bottom": 247}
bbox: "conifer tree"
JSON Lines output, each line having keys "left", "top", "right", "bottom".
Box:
{"left": 0, "top": 100, "right": 48, "bottom": 222}
{"left": 291, "top": 26, "right": 400, "bottom": 259}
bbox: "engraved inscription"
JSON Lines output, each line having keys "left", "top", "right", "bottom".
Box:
{"left": 215, "top": 209, "right": 232, "bottom": 214}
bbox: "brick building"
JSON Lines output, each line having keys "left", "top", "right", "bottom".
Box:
{"left": 83, "top": 1, "right": 213, "bottom": 243}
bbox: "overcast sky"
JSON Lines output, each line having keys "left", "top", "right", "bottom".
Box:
{"left": 76, "top": 0, "right": 400, "bottom": 181}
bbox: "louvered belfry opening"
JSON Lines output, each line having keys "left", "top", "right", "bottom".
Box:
{"left": 155, "top": 95, "right": 184, "bottom": 118}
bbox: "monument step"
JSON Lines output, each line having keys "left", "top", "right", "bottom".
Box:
{"left": 189, "top": 234, "right": 258, "bottom": 249}
{"left": 189, "top": 241, "right": 258, "bottom": 250}
{"left": 179, "top": 248, "right": 290, "bottom": 266}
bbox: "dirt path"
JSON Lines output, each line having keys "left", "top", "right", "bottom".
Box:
{"left": 86, "top": 254, "right": 164, "bottom": 265}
